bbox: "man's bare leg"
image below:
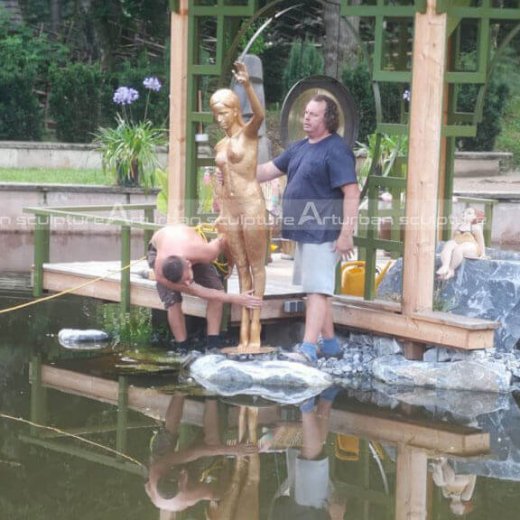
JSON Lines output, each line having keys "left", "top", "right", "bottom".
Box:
{"left": 167, "top": 303, "right": 187, "bottom": 342}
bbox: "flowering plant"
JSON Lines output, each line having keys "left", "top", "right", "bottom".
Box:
{"left": 94, "top": 77, "right": 166, "bottom": 188}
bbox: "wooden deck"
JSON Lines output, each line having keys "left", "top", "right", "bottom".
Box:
{"left": 40, "top": 254, "right": 498, "bottom": 350}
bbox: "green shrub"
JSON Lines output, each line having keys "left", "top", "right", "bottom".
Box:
{"left": 457, "top": 78, "right": 510, "bottom": 151}
{"left": 283, "top": 39, "right": 324, "bottom": 96}
{"left": 342, "top": 62, "right": 403, "bottom": 144}
{"left": 342, "top": 63, "right": 376, "bottom": 144}
{"left": 49, "top": 63, "right": 103, "bottom": 143}
{"left": 0, "top": 70, "right": 42, "bottom": 140}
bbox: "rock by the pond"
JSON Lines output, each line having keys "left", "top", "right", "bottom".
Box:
{"left": 373, "top": 384, "right": 510, "bottom": 419}
{"left": 190, "top": 354, "right": 333, "bottom": 405}
{"left": 58, "top": 328, "right": 111, "bottom": 350}
{"left": 372, "top": 355, "right": 512, "bottom": 393}
{"left": 452, "top": 394, "right": 520, "bottom": 481}
{"left": 377, "top": 248, "right": 520, "bottom": 351}
{"left": 422, "top": 346, "right": 488, "bottom": 363}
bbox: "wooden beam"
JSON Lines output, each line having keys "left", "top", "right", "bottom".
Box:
{"left": 402, "top": 0, "right": 448, "bottom": 315}
{"left": 167, "top": 0, "right": 189, "bottom": 223}
{"left": 331, "top": 300, "right": 496, "bottom": 350}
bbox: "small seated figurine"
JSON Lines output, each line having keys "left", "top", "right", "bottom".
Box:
{"left": 436, "top": 207, "right": 485, "bottom": 280}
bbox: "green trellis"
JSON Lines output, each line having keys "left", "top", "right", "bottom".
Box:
{"left": 341, "top": 0, "right": 520, "bottom": 299}
{"left": 168, "top": 0, "right": 520, "bottom": 300}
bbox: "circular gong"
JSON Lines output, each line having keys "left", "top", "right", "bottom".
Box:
{"left": 280, "top": 75, "right": 359, "bottom": 148}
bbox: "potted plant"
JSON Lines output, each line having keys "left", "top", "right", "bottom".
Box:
{"left": 94, "top": 77, "right": 166, "bottom": 188}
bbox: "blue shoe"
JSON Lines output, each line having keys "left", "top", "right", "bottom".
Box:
{"left": 299, "top": 397, "right": 316, "bottom": 413}
{"left": 281, "top": 342, "right": 318, "bottom": 366}
{"left": 319, "top": 337, "right": 343, "bottom": 359}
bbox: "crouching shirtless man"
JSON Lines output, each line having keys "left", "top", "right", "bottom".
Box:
{"left": 148, "top": 224, "right": 263, "bottom": 350}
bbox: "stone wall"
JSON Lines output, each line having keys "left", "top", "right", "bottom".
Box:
{"left": 0, "top": 141, "right": 511, "bottom": 177}
{"left": 0, "top": 141, "right": 168, "bottom": 170}
{"left": 0, "top": 183, "right": 162, "bottom": 234}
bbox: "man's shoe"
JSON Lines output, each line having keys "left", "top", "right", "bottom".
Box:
{"left": 319, "top": 337, "right": 343, "bottom": 359}
{"left": 280, "top": 342, "right": 318, "bottom": 366}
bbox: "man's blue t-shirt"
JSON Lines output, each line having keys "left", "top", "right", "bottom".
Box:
{"left": 273, "top": 133, "right": 357, "bottom": 244}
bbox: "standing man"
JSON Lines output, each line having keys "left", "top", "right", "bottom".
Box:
{"left": 148, "top": 224, "right": 262, "bottom": 350}
{"left": 257, "top": 94, "right": 359, "bottom": 364}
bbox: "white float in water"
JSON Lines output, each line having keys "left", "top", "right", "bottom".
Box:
{"left": 58, "top": 329, "right": 111, "bottom": 350}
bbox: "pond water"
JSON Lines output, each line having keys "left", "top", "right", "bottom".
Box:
{"left": 2, "top": 274, "right": 520, "bottom": 520}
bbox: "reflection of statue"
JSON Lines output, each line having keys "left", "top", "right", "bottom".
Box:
{"left": 210, "top": 61, "right": 267, "bottom": 351}
{"left": 437, "top": 207, "right": 485, "bottom": 280}
{"left": 207, "top": 406, "right": 260, "bottom": 520}
{"left": 431, "top": 457, "right": 476, "bottom": 516}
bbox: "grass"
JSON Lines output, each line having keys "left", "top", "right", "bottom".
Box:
{"left": 0, "top": 168, "right": 110, "bottom": 185}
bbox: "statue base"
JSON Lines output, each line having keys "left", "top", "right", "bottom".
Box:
{"left": 221, "top": 345, "right": 277, "bottom": 356}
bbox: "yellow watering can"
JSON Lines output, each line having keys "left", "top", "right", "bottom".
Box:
{"left": 340, "top": 260, "right": 392, "bottom": 296}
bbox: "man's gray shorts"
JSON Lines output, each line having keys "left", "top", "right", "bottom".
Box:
{"left": 292, "top": 241, "right": 339, "bottom": 296}
{"left": 147, "top": 244, "right": 224, "bottom": 309}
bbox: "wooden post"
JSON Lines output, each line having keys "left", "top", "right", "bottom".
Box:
{"left": 402, "top": 0, "right": 448, "bottom": 359}
{"left": 116, "top": 376, "right": 128, "bottom": 455}
{"left": 395, "top": 444, "right": 428, "bottom": 520}
{"left": 120, "top": 225, "right": 131, "bottom": 313}
{"left": 33, "top": 214, "right": 50, "bottom": 297}
{"left": 167, "top": 0, "right": 189, "bottom": 223}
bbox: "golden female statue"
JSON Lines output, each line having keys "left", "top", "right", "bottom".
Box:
{"left": 210, "top": 61, "right": 267, "bottom": 351}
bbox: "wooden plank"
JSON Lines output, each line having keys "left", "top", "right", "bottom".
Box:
{"left": 334, "top": 294, "right": 402, "bottom": 313}
{"left": 167, "top": 0, "right": 189, "bottom": 223}
{"left": 402, "top": 1, "right": 448, "bottom": 315}
{"left": 42, "top": 268, "right": 304, "bottom": 323}
{"left": 331, "top": 301, "right": 496, "bottom": 350}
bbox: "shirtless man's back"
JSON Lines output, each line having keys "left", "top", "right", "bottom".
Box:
{"left": 147, "top": 224, "right": 261, "bottom": 349}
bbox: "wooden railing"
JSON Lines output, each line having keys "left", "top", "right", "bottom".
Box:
{"left": 23, "top": 204, "right": 159, "bottom": 310}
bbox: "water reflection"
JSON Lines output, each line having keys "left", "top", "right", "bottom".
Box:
{"left": 26, "top": 355, "right": 494, "bottom": 520}
{"left": 4, "top": 287, "right": 520, "bottom": 519}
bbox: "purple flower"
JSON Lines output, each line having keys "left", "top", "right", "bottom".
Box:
{"left": 113, "top": 86, "right": 140, "bottom": 105}
{"left": 143, "top": 76, "right": 162, "bottom": 92}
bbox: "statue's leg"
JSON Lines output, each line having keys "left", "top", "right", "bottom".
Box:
{"left": 225, "top": 222, "right": 251, "bottom": 348}
{"left": 446, "top": 242, "right": 479, "bottom": 279}
{"left": 244, "top": 224, "right": 267, "bottom": 348}
{"left": 437, "top": 240, "right": 457, "bottom": 278}
{"left": 234, "top": 407, "right": 260, "bottom": 520}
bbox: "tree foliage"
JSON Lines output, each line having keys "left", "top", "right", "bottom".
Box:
{"left": 283, "top": 39, "right": 324, "bottom": 96}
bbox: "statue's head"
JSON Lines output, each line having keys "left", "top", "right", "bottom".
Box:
{"left": 462, "top": 207, "right": 484, "bottom": 224}
{"left": 210, "top": 89, "right": 244, "bottom": 129}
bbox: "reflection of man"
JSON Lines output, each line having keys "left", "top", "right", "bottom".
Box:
{"left": 145, "top": 394, "right": 258, "bottom": 513}
{"left": 148, "top": 224, "right": 262, "bottom": 349}
{"left": 257, "top": 95, "right": 359, "bottom": 364}
{"left": 267, "top": 387, "right": 346, "bottom": 520}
